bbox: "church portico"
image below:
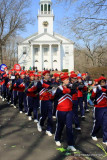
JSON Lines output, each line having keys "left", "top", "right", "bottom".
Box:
{"left": 31, "top": 43, "right": 60, "bottom": 70}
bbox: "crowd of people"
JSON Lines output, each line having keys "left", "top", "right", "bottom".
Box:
{"left": 0, "top": 65, "right": 107, "bottom": 152}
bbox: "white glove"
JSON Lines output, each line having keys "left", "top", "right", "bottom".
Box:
{"left": 89, "top": 81, "right": 92, "bottom": 85}
{"left": 58, "top": 85, "right": 63, "bottom": 91}
{"left": 84, "top": 82, "right": 88, "bottom": 87}
{"left": 40, "top": 79, "right": 43, "bottom": 84}
{"left": 93, "top": 87, "right": 97, "bottom": 93}
{"left": 69, "top": 84, "right": 72, "bottom": 88}
{"left": 51, "top": 87, "right": 57, "bottom": 96}
{"left": 22, "top": 82, "right": 25, "bottom": 86}
{"left": 97, "top": 85, "right": 102, "bottom": 90}
{"left": 34, "top": 81, "right": 37, "bottom": 86}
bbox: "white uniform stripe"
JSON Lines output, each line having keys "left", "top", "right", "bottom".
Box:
{"left": 58, "top": 93, "right": 72, "bottom": 102}
{"left": 58, "top": 97, "right": 72, "bottom": 104}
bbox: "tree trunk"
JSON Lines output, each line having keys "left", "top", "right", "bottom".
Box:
{"left": 0, "top": 45, "right": 3, "bottom": 64}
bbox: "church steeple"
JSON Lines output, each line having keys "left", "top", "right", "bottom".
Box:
{"left": 38, "top": 0, "right": 54, "bottom": 35}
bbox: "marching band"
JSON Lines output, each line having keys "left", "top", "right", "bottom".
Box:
{"left": 0, "top": 64, "right": 107, "bottom": 152}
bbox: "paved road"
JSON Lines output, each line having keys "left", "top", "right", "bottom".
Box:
{"left": 0, "top": 99, "right": 107, "bottom": 160}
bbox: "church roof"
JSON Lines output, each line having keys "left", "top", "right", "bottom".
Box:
{"left": 18, "top": 32, "right": 74, "bottom": 45}
{"left": 29, "top": 32, "right": 62, "bottom": 43}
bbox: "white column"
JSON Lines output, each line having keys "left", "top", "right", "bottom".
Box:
{"left": 49, "top": 44, "right": 52, "bottom": 70}
{"left": 39, "top": 44, "right": 42, "bottom": 71}
{"left": 58, "top": 44, "right": 61, "bottom": 71}
{"left": 43, "top": 4, "right": 44, "bottom": 14}
{"left": 31, "top": 44, "right": 33, "bottom": 68}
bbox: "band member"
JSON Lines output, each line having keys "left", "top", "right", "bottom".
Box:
{"left": 17, "top": 72, "right": 27, "bottom": 114}
{"left": 54, "top": 75, "right": 76, "bottom": 151}
{"left": 52, "top": 73, "right": 60, "bottom": 118}
{"left": 12, "top": 73, "right": 20, "bottom": 108}
{"left": 0, "top": 67, "right": 8, "bottom": 101}
{"left": 37, "top": 70, "right": 54, "bottom": 137}
{"left": 6, "top": 72, "right": 12, "bottom": 104}
{"left": 77, "top": 76, "right": 85, "bottom": 118}
{"left": 70, "top": 73, "right": 81, "bottom": 130}
{"left": 25, "top": 73, "right": 38, "bottom": 122}
{"left": 91, "top": 76, "right": 107, "bottom": 145}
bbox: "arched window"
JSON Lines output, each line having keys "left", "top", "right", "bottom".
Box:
{"left": 44, "top": 4, "right": 47, "bottom": 11}
{"left": 53, "top": 60, "right": 57, "bottom": 62}
{"left": 41, "top": 4, "right": 43, "bottom": 11}
{"left": 48, "top": 4, "right": 50, "bottom": 11}
{"left": 44, "top": 60, "right": 48, "bottom": 62}
{"left": 35, "top": 60, "right": 38, "bottom": 62}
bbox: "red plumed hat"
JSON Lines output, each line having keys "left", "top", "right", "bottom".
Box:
{"left": 42, "top": 70, "right": 50, "bottom": 76}
{"left": 61, "top": 75, "right": 69, "bottom": 81}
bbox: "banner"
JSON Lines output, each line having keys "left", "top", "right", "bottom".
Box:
{"left": 0, "top": 64, "right": 7, "bottom": 71}
{"left": 14, "top": 64, "right": 21, "bottom": 71}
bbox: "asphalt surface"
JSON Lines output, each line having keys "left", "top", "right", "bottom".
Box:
{"left": 0, "top": 98, "right": 107, "bottom": 160}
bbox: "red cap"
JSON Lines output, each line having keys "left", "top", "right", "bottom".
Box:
{"left": 70, "top": 73, "right": 77, "bottom": 78}
{"left": 63, "top": 72, "right": 68, "bottom": 76}
{"left": 70, "top": 71, "right": 75, "bottom": 74}
{"left": 29, "top": 73, "right": 35, "bottom": 77}
{"left": 60, "top": 72, "right": 64, "bottom": 76}
{"left": 38, "top": 71, "right": 42, "bottom": 74}
{"left": 53, "top": 73, "right": 60, "bottom": 78}
{"left": 29, "top": 71, "right": 34, "bottom": 74}
{"left": 61, "top": 75, "right": 69, "bottom": 81}
{"left": 8, "top": 72, "right": 12, "bottom": 75}
{"left": 15, "top": 73, "right": 20, "bottom": 76}
{"left": 98, "top": 76, "right": 106, "bottom": 82}
{"left": 77, "top": 76, "right": 82, "bottom": 80}
{"left": 38, "top": 74, "right": 41, "bottom": 77}
{"left": 94, "top": 79, "right": 98, "bottom": 82}
{"left": 82, "top": 73, "right": 86, "bottom": 76}
{"left": 35, "top": 74, "right": 38, "bottom": 77}
{"left": 20, "top": 72, "right": 25, "bottom": 75}
{"left": 42, "top": 70, "right": 50, "bottom": 76}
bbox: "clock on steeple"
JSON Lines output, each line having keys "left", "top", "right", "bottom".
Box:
{"left": 38, "top": 0, "right": 54, "bottom": 35}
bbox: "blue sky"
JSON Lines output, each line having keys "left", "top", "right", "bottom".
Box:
{"left": 20, "top": 0, "right": 77, "bottom": 41}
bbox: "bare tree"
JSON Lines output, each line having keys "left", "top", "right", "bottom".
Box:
{"left": 0, "top": 0, "right": 32, "bottom": 64}
{"left": 55, "top": 0, "right": 107, "bottom": 38}
{"left": 55, "top": 0, "right": 107, "bottom": 69}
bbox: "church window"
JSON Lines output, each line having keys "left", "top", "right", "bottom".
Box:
{"left": 65, "top": 52, "right": 69, "bottom": 54}
{"left": 53, "top": 47, "right": 58, "bottom": 56}
{"left": 23, "top": 47, "right": 26, "bottom": 54}
{"left": 44, "top": 48, "right": 48, "bottom": 56}
{"left": 41, "top": 4, "right": 43, "bottom": 11}
{"left": 53, "top": 60, "right": 57, "bottom": 62}
{"left": 44, "top": 60, "right": 48, "bottom": 62}
{"left": 48, "top": 4, "right": 50, "bottom": 11}
{"left": 35, "top": 60, "right": 38, "bottom": 62}
{"left": 44, "top": 4, "right": 47, "bottom": 11}
{"left": 34, "top": 48, "right": 38, "bottom": 55}
{"left": 44, "top": 28, "right": 47, "bottom": 33}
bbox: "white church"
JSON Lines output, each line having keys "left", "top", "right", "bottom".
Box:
{"left": 18, "top": 0, "right": 74, "bottom": 71}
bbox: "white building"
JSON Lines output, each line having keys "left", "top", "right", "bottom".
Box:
{"left": 18, "top": 0, "right": 74, "bottom": 71}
